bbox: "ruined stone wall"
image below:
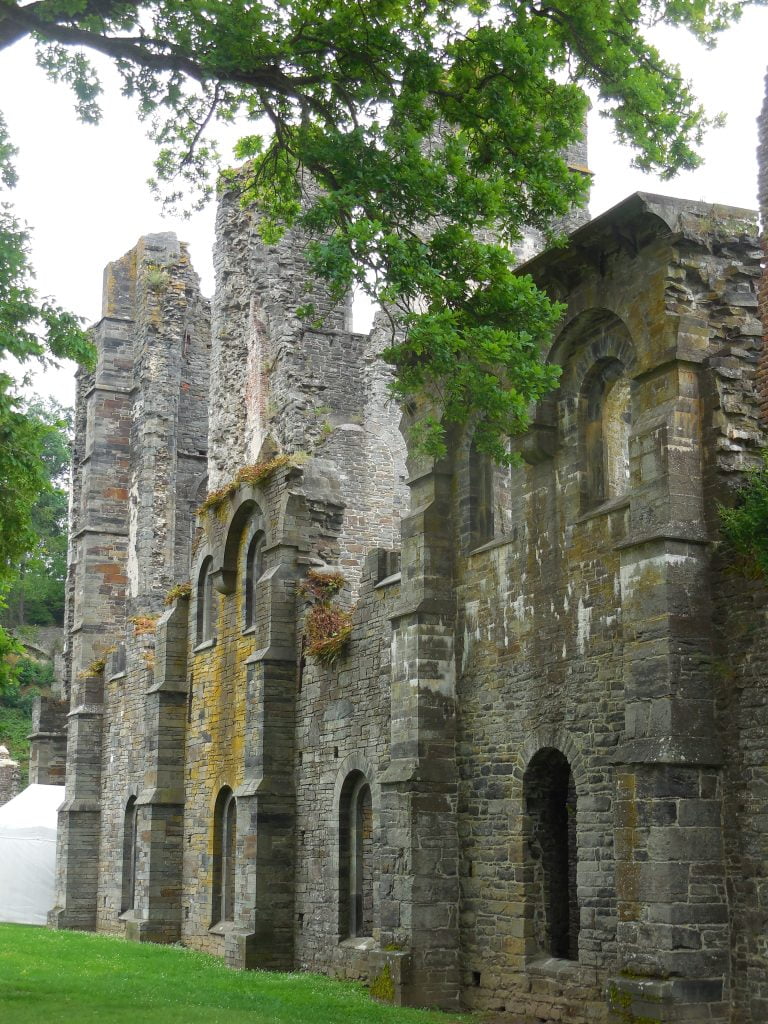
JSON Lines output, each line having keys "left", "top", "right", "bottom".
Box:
{"left": 207, "top": 189, "right": 407, "bottom": 595}
{"left": 713, "top": 66, "right": 768, "bottom": 1024}
{"left": 55, "top": 174, "right": 768, "bottom": 1024}
{"left": 450, "top": 197, "right": 762, "bottom": 1023}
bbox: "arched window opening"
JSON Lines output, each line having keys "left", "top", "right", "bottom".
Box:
{"left": 196, "top": 556, "right": 214, "bottom": 645}
{"left": 469, "top": 437, "right": 494, "bottom": 547}
{"left": 120, "top": 796, "right": 138, "bottom": 914}
{"left": 339, "top": 771, "right": 374, "bottom": 939}
{"left": 244, "top": 532, "right": 265, "bottom": 629}
{"left": 212, "top": 787, "right": 237, "bottom": 925}
{"left": 583, "top": 359, "right": 632, "bottom": 506}
{"left": 524, "top": 748, "right": 579, "bottom": 961}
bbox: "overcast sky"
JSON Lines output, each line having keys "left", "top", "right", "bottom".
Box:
{"left": 1, "top": 8, "right": 766, "bottom": 408}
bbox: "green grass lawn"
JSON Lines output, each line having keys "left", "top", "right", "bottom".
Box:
{"left": 0, "top": 925, "right": 469, "bottom": 1024}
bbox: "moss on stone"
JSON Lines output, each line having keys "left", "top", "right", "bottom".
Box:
{"left": 369, "top": 963, "right": 395, "bottom": 1003}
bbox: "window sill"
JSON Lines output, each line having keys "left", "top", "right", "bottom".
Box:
{"left": 527, "top": 955, "right": 597, "bottom": 986}
{"left": 467, "top": 534, "right": 512, "bottom": 557}
{"left": 193, "top": 637, "right": 217, "bottom": 654}
{"left": 241, "top": 625, "right": 256, "bottom": 636}
{"left": 374, "top": 572, "right": 401, "bottom": 590}
{"left": 338, "top": 935, "right": 376, "bottom": 951}
{"left": 527, "top": 955, "right": 581, "bottom": 978}
{"left": 576, "top": 493, "right": 630, "bottom": 524}
{"left": 208, "top": 920, "right": 235, "bottom": 936}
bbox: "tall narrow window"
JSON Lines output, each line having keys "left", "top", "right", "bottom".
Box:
{"left": 469, "top": 437, "right": 494, "bottom": 547}
{"left": 212, "top": 787, "right": 237, "bottom": 925}
{"left": 339, "top": 771, "right": 374, "bottom": 938}
{"left": 524, "top": 748, "right": 579, "bottom": 961}
{"left": 196, "top": 556, "right": 214, "bottom": 645}
{"left": 121, "top": 796, "right": 138, "bottom": 914}
{"left": 582, "top": 359, "right": 632, "bottom": 507}
{"left": 244, "top": 532, "right": 265, "bottom": 629}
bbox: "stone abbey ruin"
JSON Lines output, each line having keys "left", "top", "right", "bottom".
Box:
{"left": 30, "top": 75, "right": 768, "bottom": 1023}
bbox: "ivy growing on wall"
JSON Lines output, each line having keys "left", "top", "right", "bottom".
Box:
{"left": 718, "top": 450, "right": 768, "bottom": 580}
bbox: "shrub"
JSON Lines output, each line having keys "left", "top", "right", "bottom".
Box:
{"left": 305, "top": 602, "right": 353, "bottom": 666}
{"left": 719, "top": 449, "right": 768, "bottom": 579}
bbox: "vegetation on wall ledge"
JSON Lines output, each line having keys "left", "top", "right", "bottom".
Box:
{"left": 165, "top": 581, "right": 192, "bottom": 605}
{"left": 298, "top": 568, "right": 346, "bottom": 601}
{"left": 718, "top": 450, "right": 768, "bottom": 580}
{"left": 196, "top": 454, "right": 302, "bottom": 516}
{"left": 130, "top": 615, "right": 159, "bottom": 636}
{"left": 302, "top": 569, "right": 352, "bottom": 666}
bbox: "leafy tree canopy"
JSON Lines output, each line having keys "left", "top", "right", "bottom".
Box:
{"left": 1, "top": 399, "right": 72, "bottom": 630}
{"left": 0, "top": 0, "right": 764, "bottom": 462}
{"left": 0, "top": 397, "right": 73, "bottom": 692}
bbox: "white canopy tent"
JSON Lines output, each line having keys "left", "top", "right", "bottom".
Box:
{"left": 0, "top": 784, "right": 62, "bottom": 925}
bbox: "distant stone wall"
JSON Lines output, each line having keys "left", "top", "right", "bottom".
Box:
{"left": 0, "top": 745, "right": 20, "bottom": 806}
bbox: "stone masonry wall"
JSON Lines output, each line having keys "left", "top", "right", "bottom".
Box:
{"left": 452, "top": 196, "right": 762, "bottom": 1023}
{"left": 57, "top": 176, "right": 768, "bottom": 1024}
{"left": 0, "top": 745, "right": 20, "bottom": 806}
{"left": 207, "top": 188, "right": 407, "bottom": 596}
{"left": 757, "top": 69, "right": 768, "bottom": 423}
{"left": 715, "top": 65, "right": 768, "bottom": 1024}
{"left": 292, "top": 551, "right": 399, "bottom": 977}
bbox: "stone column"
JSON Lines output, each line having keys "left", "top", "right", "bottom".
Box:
{"left": 227, "top": 651, "right": 296, "bottom": 970}
{"left": 609, "top": 354, "right": 729, "bottom": 1023}
{"left": 66, "top": 315, "right": 132, "bottom": 692}
{"left": 379, "top": 455, "right": 461, "bottom": 1010}
{"left": 28, "top": 696, "right": 68, "bottom": 786}
{"left": 125, "top": 598, "right": 189, "bottom": 945}
{"left": 209, "top": 531, "right": 299, "bottom": 971}
{"left": 49, "top": 666, "right": 104, "bottom": 931}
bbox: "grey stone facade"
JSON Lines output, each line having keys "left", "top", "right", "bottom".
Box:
{"left": 51, "top": 145, "right": 768, "bottom": 1021}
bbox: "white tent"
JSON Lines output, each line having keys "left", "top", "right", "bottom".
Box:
{"left": 0, "top": 784, "right": 62, "bottom": 925}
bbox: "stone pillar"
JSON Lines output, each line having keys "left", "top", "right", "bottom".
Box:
{"left": 28, "top": 696, "right": 68, "bottom": 786}
{"left": 379, "top": 454, "right": 461, "bottom": 1010}
{"left": 125, "top": 598, "right": 189, "bottom": 945}
{"left": 227, "top": 651, "right": 296, "bottom": 970}
{"left": 209, "top": 526, "right": 299, "bottom": 971}
{"left": 0, "top": 745, "right": 20, "bottom": 806}
{"left": 49, "top": 666, "right": 104, "bottom": 931}
{"left": 127, "top": 233, "right": 209, "bottom": 618}
{"left": 66, "top": 313, "right": 133, "bottom": 694}
{"left": 609, "top": 355, "right": 728, "bottom": 1023}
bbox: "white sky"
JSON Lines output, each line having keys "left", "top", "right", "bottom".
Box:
{"left": 0, "top": 8, "right": 766, "bottom": 409}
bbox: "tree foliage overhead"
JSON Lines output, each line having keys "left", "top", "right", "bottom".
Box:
{"left": 0, "top": 1, "right": 764, "bottom": 461}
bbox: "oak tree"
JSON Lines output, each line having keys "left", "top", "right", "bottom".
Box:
{"left": 0, "top": 1, "right": 762, "bottom": 470}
